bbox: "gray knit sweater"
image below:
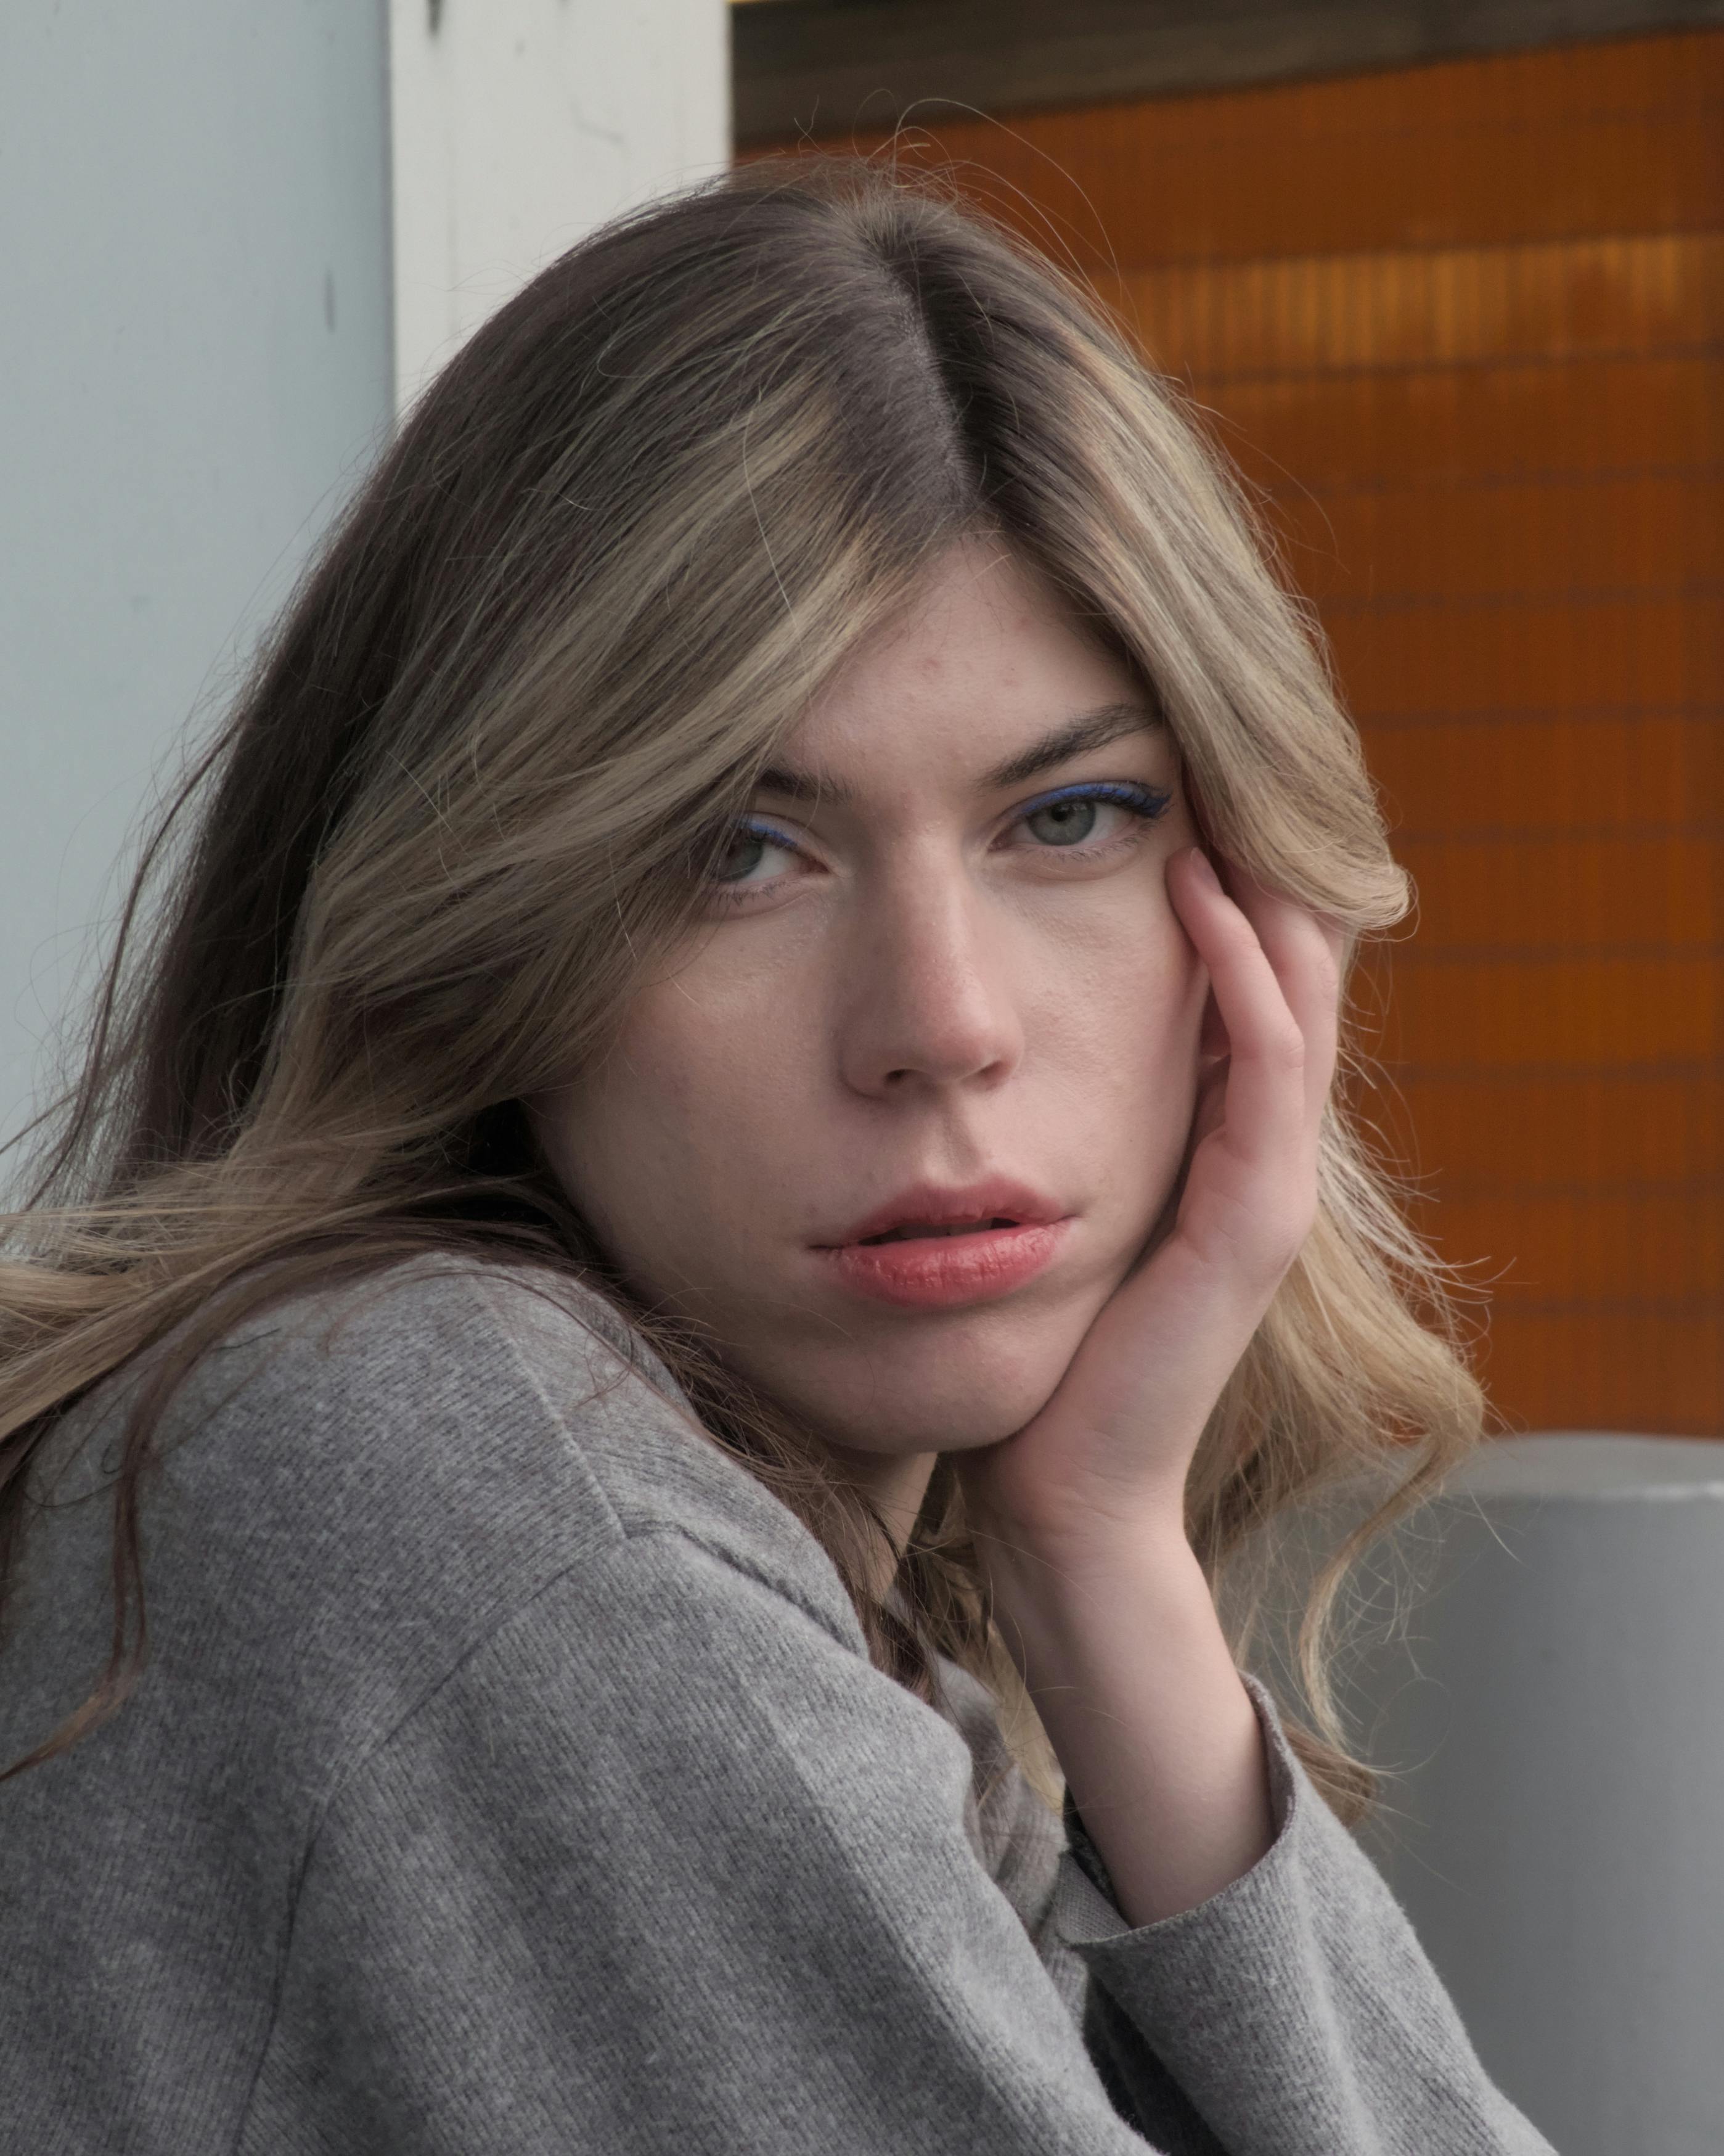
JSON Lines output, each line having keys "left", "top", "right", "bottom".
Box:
{"left": 0, "top": 1258, "right": 1550, "bottom": 2154}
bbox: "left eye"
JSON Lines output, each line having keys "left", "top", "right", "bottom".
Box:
{"left": 1023, "top": 797, "right": 1105, "bottom": 846}
{"left": 1014, "top": 785, "right": 1167, "bottom": 850}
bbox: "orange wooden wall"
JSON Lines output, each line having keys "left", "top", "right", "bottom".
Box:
{"left": 761, "top": 31, "right": 1724, "bottom": 1433}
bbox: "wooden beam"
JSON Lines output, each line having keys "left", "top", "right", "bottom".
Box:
{"left": 734, "top": 0, "right": 1724, "bottom": 146}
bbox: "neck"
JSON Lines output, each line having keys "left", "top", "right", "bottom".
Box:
{"left": 826, "top": 1446, "right": 939, "bottom": 1598}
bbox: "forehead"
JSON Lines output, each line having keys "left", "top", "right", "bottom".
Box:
{"left": 772, "top": 542, "right": 1154, "bottom": 795}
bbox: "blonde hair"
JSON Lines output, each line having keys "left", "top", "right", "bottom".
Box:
{"left": 0, "top": 159, "right": 1480, "bottom": 1808}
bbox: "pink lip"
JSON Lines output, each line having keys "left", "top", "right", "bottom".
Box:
{"left": 815, "top": 1179, "right": 1072, "bottom": 1311}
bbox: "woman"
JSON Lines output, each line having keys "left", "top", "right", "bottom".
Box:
{"left": 0, "top": 162, "right": 1548, "bottom": 2152}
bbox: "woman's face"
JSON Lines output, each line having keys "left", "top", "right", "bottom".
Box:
{"left": 535, "top": 541, "right": 1206, "bottom": 1467}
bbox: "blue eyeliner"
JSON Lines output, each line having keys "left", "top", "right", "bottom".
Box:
{"left": 736, "top": 816, "right": 800, "bottom": 850}
{"left": 1016, "top": 779, "right": 1170, "bottom": 821}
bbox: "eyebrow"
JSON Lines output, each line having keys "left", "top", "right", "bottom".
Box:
{"left": 754, "top": 701, "right": 1162, "bottom": 805}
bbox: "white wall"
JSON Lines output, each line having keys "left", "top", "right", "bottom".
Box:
{"left": 0, "top": 0, "right": 730, "bottom": 1156}
{"left": 390, "top": 0, "right": 730, "bottom": 409}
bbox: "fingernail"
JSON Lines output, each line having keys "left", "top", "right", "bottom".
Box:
{"left": 1187, "top": 849, "right": 1220, "bottom": 890}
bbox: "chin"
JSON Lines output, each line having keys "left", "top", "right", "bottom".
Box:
{"left": 784, "top": 1308, "right": 1089, "bottom": 1458}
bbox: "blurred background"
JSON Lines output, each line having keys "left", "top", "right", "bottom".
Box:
{"left": 738, "top": 2, "right": 1723, "bottom": 1447}
{"left": 2, "top": 2, "right": 1720, "bottom": 2147}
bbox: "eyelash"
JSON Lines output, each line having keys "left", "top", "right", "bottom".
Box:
{"left": 1019, "top": 779, "right": 1172, "bottom": 833}
{"left": 707, "top": 779, "right": 1172, "bottom": 903}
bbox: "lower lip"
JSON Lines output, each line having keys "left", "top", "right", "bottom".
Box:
{"left": 820, "top": 1221, "right": 1071, "bottom": 1309}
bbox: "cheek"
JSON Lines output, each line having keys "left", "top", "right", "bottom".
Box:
{"left": 544, "top": 971, "right": 809, "bottom": 1276}
{"left": 1030, "top": 893, "right": 1207, "bottom": 1218}
{"left": 1037, "top": 883, "right": 1205, "bottom": 1092}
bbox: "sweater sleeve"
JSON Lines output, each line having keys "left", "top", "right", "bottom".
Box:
{"left": 238, "top": 1523, "right": 1547, "bottom": 2156}
{"left": 1052, "top": 1680, "right": 1555, "bottom": 2156}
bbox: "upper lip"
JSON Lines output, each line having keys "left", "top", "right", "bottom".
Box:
{"left": 822, "top": 1179, "right": 1067, "bottom": 1248}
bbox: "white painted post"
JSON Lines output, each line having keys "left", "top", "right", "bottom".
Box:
{"left": 388, "top": 0, "right": 732, "bottom": 412}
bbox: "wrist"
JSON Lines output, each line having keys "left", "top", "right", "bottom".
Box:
{"left": 978, "top": 1517, "right": 1224, "bottom": 1697}
{"left": 972, "top": 1502, "right": 1203, "bottom": 1621}
{"left": 981, "top": 1527, "right": 1272, "bottom": 1926}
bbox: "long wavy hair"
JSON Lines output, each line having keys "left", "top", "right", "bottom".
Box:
{"left": 0, "top": 158, "right": 1481, "bottom": 1810}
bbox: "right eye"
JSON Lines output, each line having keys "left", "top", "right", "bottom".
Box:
{"left": 709, "top": 820, "right": 799, "bottom": 889}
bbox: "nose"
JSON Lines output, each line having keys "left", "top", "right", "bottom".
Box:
{"left": 835, "top": 867, "right": 1024, "bottom": 1100}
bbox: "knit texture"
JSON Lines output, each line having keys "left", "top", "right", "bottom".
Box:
{"left": 0, "top": 1258, "right": 1552, "bottom": 2153}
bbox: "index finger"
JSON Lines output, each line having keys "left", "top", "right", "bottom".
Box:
{"left": 1167, "top": 851, "right": 1316, "bottom": 1174}
{"left": 1209, "top": 859, "right": 1346, "bottom": 1126}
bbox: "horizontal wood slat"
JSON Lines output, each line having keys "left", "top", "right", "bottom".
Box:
{"left": 826, "top": 33, "right": 1724, "bottom": 266}
{"left": 1394, "top": 832, "right": 1720, "bottom": 949}
{"left": 1376, "top": 1069, "right": 1723, "bottom": 1186}
{"left": 1411, "top": 1187, "right": 1724, "bottom": 1298}
{"left": 1119, "top": 232, "right": 1724, "bottom": 380}
{"left": 1474, "top": 1310, "right": 1722, "bottom": 1430}
{"left": 1271, "top": 474, "right": 1724, "bottom": 602}
{"left": 1361, "top": 712, "right": 1721, "bottom": 836}
{"left": 1329, "top": 594, "right": 1723, "bottom": 715}
{"left": 1370, "top": 953, "right": 1718, "bottom": 1067}
{"left": 1214, "top": 356, "right": 1724, "bottom": 491}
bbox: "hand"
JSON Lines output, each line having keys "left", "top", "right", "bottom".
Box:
{"left": 950, "top": 850, "right": 1345, "bottom": 1924}
{"left": 957, "top": 846, "right": 1345, "bottom": 1561}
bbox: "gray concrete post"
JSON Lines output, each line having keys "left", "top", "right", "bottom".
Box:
{"left": 1347, "top": 1435, "right": 1724, "bottom": 2155}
